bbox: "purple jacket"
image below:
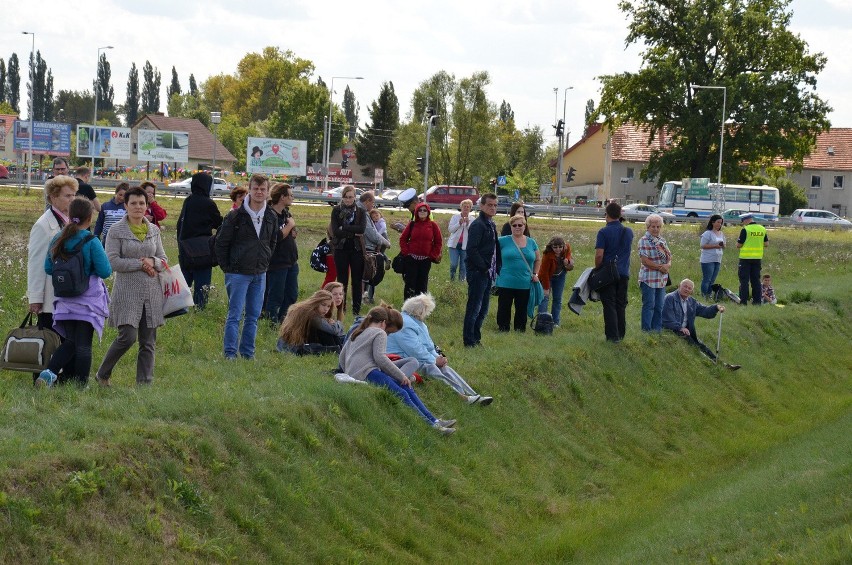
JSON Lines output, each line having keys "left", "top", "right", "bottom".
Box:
{"left": 52, "top": 275, "right": 110, "bottom": 339}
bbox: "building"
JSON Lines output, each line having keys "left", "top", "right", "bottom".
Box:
{"left": 128, "top": 114, "right": 236, "bottom": 173}
{"left": 776, "top": 128, "right": 852, "bottom": 216}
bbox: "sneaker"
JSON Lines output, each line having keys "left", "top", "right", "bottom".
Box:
{"left": 432, "top": 422, "right": 456, "bottom": 435}
{"left": 36, "top": 369, "right": 58, "bottom": 388}
{"left": 435, "top": 418, "right": 457, "bottom": 428}
{"left": 476, "top": 396, "right": 494, "bottom": 406}
{"left": 724, "top": 363, "right": 742, "bottom": 371}
{"left": 466, "top": 394, "right": 481, "bottom": 405}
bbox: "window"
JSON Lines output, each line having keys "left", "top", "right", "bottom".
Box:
{"left": 834, "top": 175, "right": 844, "bottom": 189}
{"left": 811, "top": 175, "right": 821, "bottom": 188}
{"left": 626, "top": 167, "right": 635, "bottom": 179}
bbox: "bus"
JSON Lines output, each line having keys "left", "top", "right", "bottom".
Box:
{"left": 657, "top": 180, "right": 780, "bottom": 220}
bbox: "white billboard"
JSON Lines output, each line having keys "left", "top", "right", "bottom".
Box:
{"left": 77, "top": 125, "right": 132, "bottom": 159}
{"left": 137, "top": 129, "right": 189, "bottom": 163}
{"left": 246, "top": 137, "right": 307, "bottom": 176}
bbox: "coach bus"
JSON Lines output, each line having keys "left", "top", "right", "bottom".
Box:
{"left": 657, "top": 180, "right": 780, "bottom": 220}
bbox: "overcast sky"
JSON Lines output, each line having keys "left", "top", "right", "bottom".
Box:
{"left": 4, "top": 0, "right": 849, "bottom": 148}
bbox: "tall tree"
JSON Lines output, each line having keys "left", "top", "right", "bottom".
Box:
{"left": 342, "top": 85, "right": 359, "bottom": 141}
{"left": 584, "top": 98, "right": 595, "bottom": 135}
{"left": 124, "top": 63, "right": 140, "bottom": 126}
{"left": 499, "top": 100, "right": 514, "bottom": 124}
{"left": 0, "top": 59, "right": 6, "bottom": 104}
{"left": 6, "top": 54, "right": 20, "bottom": 112}
{"left": 95, "top": 52, "right": 114, "bottom": 112}
{"left": 27, "top": 50, "right": 49, "bottom": 120}
{"left": 355, "top": 81, "right": 400, "bottom": 178}
{"left": 596, "top": 0, "right": 831, "bottom": 185}
{"left": 140, "top": 60, "right": 161, "bottom": 114}
{"left": 268, "top": 78, "right": 335, "bottom": 165}
{"left": 43, "top": 70, "right": 54, "bottom": 121}
{"left": 55, "top": 90, "right": 94, "bottom": 127}
{"left": 188, "top": 73, "right": 198, "bottom": 97}
{"left": 167, "top": 66, "right": 181, "bottom": 101}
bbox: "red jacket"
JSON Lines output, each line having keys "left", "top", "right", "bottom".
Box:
{"left": 146, "top": 200, "right": 167, "bottom": 227}
{"left": 538, "top": 245, "right": 573, "bottom": 291}
{"left": 400, "top": 203, "right": 442, "bottom": 260}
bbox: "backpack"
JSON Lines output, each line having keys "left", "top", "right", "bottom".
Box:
{"left": 51, "top": 234, "right": 96, "bottom": 297}
{"left": 531, "top": 312, "right": 555, "bottom": 335}
{"left": 310, "top": 238, "right": 330, "bottom": 273}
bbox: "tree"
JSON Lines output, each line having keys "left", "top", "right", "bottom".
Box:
{"left": 268, "top": 79, "right": 335, "bottom": 165}
{"left": 749, "top": 166, "right": 807, "bottom": 215}
{"left": 596, "top": 0, "right": 831, "bottom": 187}
{"left": 0, "top": 59, "right": 6, "bottom": 105}
{"left": 355, "top": 81, "right": 400, "bottom": 179}
{"left": 342, "top": 85, "right": 359, "bottom": 141}
{"left": 584, "top": 98, "right": 596, "bottom": 135}
{"left": 499, "top": 100, "right": 514, "bottom": 125}
{"left": 168, "top": 91, "right": 209, "bottom": 124}
{"left": 6, "top": 54, "right": 20, "bottom": 112}
{"left": 27, "top": 50, "right": 51, "bottom": 120}
{"left": 0, "top": 101, "right": 14, "bottom": 115}
{"left": 167, "top": 66, "right": 181, "bottom": 102}
{"left": 188, "top": 73, "right": 198, "bottom": 97}
{"left": 124, "top": 63, "right": 140, "bottom": 126}
{"left": 141, "top": 60, "right": 161, "bottom": 114}
{"left": 55, "top": 90, "right": 94, "bottom": 127}
{"left": 95, "top": 52, "right": 114, "bottom": 112}
{"left": 43, "top": 69, "right": 54, "bottom": 121}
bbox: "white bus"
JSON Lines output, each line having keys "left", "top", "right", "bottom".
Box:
{"left": 657, "top": 180, "right": 780, "bottom": 220}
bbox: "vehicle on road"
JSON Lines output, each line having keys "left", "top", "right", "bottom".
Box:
{"left": 420, "top": 185, "right": 479, "bottom": 207}
{"left": 721, "top": 208, "right": 777, "bottom": 226}
{"left": 321, "top": 185, "right": 366, "bottom": 205}
{"left": 167, "top": 177, "right": 231, "bottom": 196}
{"left": 379, "top": 188, "right": 403, "bottom": 202}
{"left": 658, "top": 180, "right": 779, "bottom": 221}
{"left": 790, "top": 209, "right": 852, "bottom": 228}
{"left": 621, "top": 203, "right": 676, "bottom": 224}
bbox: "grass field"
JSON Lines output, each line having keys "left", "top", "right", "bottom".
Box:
{"left": 0, "top": 187, "right": 850, "bottom": 563}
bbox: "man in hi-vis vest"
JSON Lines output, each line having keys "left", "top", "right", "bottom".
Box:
{"left": 736, "top": 213, "right": 768, "bottom": 305}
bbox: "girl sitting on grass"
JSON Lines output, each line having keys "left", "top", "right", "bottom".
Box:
{"left": 277, "top": 290, "right": 344, "bottom": 354}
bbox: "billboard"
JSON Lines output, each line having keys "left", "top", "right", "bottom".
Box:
{"left": 246, "top": 137, "right": 307, "bottom": 176}
{"left": 13, "top": 120, "right": 72, "bottom": 156}
{"left": 137, "top": 129, "right": 189, "bottom": 163}
{"left": 77, "top": 125, "right": 132, "bottom": 159}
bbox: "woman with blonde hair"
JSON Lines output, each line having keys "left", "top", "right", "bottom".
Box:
{"left": 277, "top": 290, "right": 342, "bottom": 354}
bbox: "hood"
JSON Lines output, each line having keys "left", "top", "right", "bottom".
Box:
{"left": 190, "top": 172, "right": 213, "bottom": 197}
{"left": 414, "top": 202, "right": 431, "bottom": 221}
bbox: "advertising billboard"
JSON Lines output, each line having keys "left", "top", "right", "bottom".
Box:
{"left": 137, "top": 129, "right": 189, "bottom": 163}
{"left": 13, "top": 120, "right": 72, "bottom": 156}
{"left": 246, "top": 137, "right": 307, "bottom": 176}
{"left": 77, "top": 125, "right": 132, "bottom": 159}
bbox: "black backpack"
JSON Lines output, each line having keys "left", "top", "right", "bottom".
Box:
{"left": 310, "top": 238, "right": 330, "bottom": 273}
{"left": 531, "top": 312, "right": 555, "bottom": 335}
{"left": 51, "top": 234, "right": 96, "bottom": 297}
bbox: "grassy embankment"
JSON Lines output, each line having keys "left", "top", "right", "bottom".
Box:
{"left": 0, "top": 187, "right": 849, "bottom": 563}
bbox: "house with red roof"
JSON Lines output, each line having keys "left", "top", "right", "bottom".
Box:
{"left": 128, "top": 114, "right": 236, "bottom": 172}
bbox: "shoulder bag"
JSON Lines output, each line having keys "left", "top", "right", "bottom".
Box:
{"left": 1, "top": 312, "right": 61, "bottom": 373}
{"left": 588, "top": 225, "right": 627, "bottom": 291}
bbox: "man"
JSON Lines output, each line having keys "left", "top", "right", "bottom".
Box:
{"left": 463, "top": 193, "right": 500, "bottom": 347}
{"left": 736, "top": 213, "right": 768, "bottom": 305}
{"left": 215, "top": 173, "right": 278, "bottom": 360}
{"left": 44, "top": 157, "right": 71, "bottom": 208}
{"left": 663, "top": 279, "right": 741, "bottom": 370}
{"left": 594, "top": 202, "right": 634, "bottom": 342}
{"left": 94, "top": 183, "right": 128, "bottom": 243}
{"left": 73, "top": 166, "right": 102, "bottom": 212}
{"left": 263, "top": 182, "right": 299, "bottom": 323}
{"left": 391, "top": 188, "right": 419, "bottom": 232}
{"left": 176, "top": 172, "right": 223, "bottom": 309}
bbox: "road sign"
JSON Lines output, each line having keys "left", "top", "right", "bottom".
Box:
{"left": 497, "top": 175, "right": 507, "bottom": 186}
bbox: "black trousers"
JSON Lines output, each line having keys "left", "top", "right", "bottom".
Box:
{"left": 738, "top": 259, "right": 762, "bottom": 305}
{"left": 599, "top": 276, "right": 629, "bottom": 341}
{"left": 48, "top": 319, "right": 95, "bottom": 385}
{"left": 402, "top": 257, "right": 432, "bottom": 300}
{"left": 496, "top": 287, "right": 530, "bottom": 332}
{"left": 335, "top": 247, "right": 364, "bottom": 316}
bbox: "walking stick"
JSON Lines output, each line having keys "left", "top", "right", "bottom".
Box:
{"left": 715, "top": 310, "right": 724, "bottom": 365}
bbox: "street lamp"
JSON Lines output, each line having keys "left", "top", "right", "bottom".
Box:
{"left": 323, "top": 75, "right": 363, "bottom": 192}
{"left": 210, "top": 111, "right": 221, "bottom": 178}
{"left": 555, "top": 86, "right": 574, "bottom": 202}
{"left": 690, "top": 84, "right": 727, "bottom": 191}
{"left": 22, "top": 31, "right": 35, "bottom": 194}
{"left": 424, "top": 108, "right": 439, "bottom": 192}
{"left": 93, "top": 45, "right": 114, "bottom": 171}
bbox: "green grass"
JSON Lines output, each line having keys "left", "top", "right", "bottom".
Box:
{"left": 0, "top": 187, "right": 850, "bottom": 563}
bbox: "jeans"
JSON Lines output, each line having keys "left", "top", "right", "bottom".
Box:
{"left": 463, "top": 269, "right": 492, "bottom": 346}
{"left": 48, "top": 319, "right": 95, "bottom": 385}
{"left": 538, "top": 270, "right": 567, "bottom": 325}
{"left": 700, "top": 261, "right": 721, "bottom": 297}
{"left": 738, "top": 259, "right": 762, "bottom": 305}
{"left": 599, "top": 276, "right": 629, "bottom": 341}
{"left": 496, "top": 287, "right": 530, "bottom": 332}
{"left": 224, "top": 272, "right": 266, "bottom": 359}
{"left": 365, "top": 369, "right": 437, "bottom": 424}
{"left": 449, "top": 247, "right": 467, "bottom": 281}
{"left": 264, "top": 263, "right": 299, "bottom": 322}
{"left": 183, "top": 267, "right": 212, "bottom": 309}
{"left": 640, "top": 282, "right": 666, "bottom": 332}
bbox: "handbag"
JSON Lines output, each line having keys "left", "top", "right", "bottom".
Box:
{"left": 588, "top": 224, "right": 628, "bottom": 291}
{"left": 357, "top": 235, "right": 377, "bottom": 283}
{"left": 160, "top": 264, "right": 195, "bottom": 317}
{"left": 178, "top": 235, "right": 217, "bottom": 270}
{"left": 1, "top": 312, "right": 61, "bottom": 373}
{"left": 509, "top": 236, "right": 542, "bottom": 318}
{"left": 391, "top": 252, "right": 405, "bottom": 274}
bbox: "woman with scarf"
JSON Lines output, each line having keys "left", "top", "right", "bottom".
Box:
{"left": 329, "top": 185, "right": 367, "bottom": 315}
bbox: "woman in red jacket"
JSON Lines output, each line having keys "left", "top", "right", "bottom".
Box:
{"left": 400, "top": 202, "right": 442, "bottom": 299}
{"left": 142, "top": 182, "right": 167, "bottom": 228}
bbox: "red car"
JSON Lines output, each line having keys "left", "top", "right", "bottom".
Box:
{"left": 421, "top": 185, "right": 479, "bottom": 206}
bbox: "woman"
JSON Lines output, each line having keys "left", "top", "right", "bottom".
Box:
{"left": 264, "top": 183, "right": 299, "bottom": 323}
{"left": 399, "top": 202, "right": 442, "bottom": 299}
{"left": 322, "top": 281, "right": 346, "bottom": 335}
{"left": 447, "top": 199, "right": 473, "bottom": 282}
{"left": 537, "top": 235, "right": 574, "bottom": 327}
{"left": 277, "top": 290, "right": 343, "bottom": 354}
{"left": 37, "top": 197, "right": 112, "bottom": 387}
{"left": 176, "top": 172, "right": 223, "bottom": 309}
{"left": 330, "top": 185, "right": 367, "bottom": 315}
{"left": 339, "top": 306, "right": 456, "bottom": 435}
{"left": 229, "top": 186, "right": 248, "bottom": 210}
{"left": 95, "top": 186, "right": 168, "bottom": 386}
{"left": 637, "top": 213, "right": 672, "bottom": 332}
{"left": 500, "top": 202, "right": 531, "bottom": 236}
{"left": 142, "top": 181, "right": 167, "bottom": 228}
{"left": 496, "top": 214, "right": 541, "bottom": 332}
{"left": 699, "top": 214, "right": 726, "bottom": 298}
{"left": 386, "top": 294, "right": 493, "bottom": 406}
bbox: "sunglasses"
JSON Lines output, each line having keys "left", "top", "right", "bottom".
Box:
{"left": 511, "top": 223, "right": 525, "bottom": 228}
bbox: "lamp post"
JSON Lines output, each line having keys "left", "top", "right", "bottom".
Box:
{"left": 424, "top": 108, "right": 439, "bottom": 193}
{"left": 22, "top": 32, "right": 35, "bottom": 194}
{"left": 323, "top": 75, "right": 363, "bottom": 192}
{"left": 92, "top": 45, "right": 114, "bottom": 171}
{"left": 210, "top": 111, "right": 221, "bottom": 179}
{"left": 555, "top": 86, "right": 574, "bottom": 202}
{"left": 690, "top": 84, "right": 727, "bottom": 212}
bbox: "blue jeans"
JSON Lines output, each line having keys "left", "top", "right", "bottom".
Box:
{"left": 640, "top": 282, "right": 666, "bottom": 332}
{"left": 538, "top": 270, "right": 567, "bottom": 325}
{"left": 463, "top": 269, "right": 492, "bottom": 346}
{"left": 184, "top": 267, "right": 212, "bottom": 309}
{"left": 449, "top": 247, "right": 467, "bottom": 281}
{"left": 700, "top": 262, "right": 721, "bottom": 297}
{"left": 366, "top": 369, "right": 437, "bottom": 424}
{"left": 264, "top": 263, "right": 299, "bottom": 322}
{"left": 224, "top": 272, "right": 266, "bottom": 359}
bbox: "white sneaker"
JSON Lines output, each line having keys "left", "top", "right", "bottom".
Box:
{"left": 335, "top": 373, "right": 366, "bottom": 384}
{"left": 466, "top": 394, "right": 481, "bottom": 405}
{"left": 432, "top": 422, "right": 456, "bottom": 435}
{"left": 435, "top": 418, "right": 457, "bottom": 428}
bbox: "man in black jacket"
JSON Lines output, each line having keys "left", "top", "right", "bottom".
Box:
{"left": 176, "top": 172, "right": 223, "bottom": 309}
{"left": 463, "top": 193, "right": 500, "bottom": 347}
{"left": 214, "top": 174, "right": 278, "bottom": 360}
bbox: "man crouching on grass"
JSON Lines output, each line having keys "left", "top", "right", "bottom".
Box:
{"left": 662, "top": 278, "right": 741, "bottom": 370}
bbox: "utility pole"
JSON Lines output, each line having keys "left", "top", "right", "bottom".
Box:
{"left": 424, "top": 107, "right": 438, "bottom": 193}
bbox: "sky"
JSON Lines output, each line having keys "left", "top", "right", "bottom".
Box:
{"left": 3, "top": 0, "right": 850, "bottom": 149}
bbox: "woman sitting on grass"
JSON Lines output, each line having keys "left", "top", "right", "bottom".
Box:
{"left": 277, "top": 290, "right": 343, "bottom": 354}
{"left": 322, "top": 281, "right": 346, "bottom": 337}
{"left": 339, "top": 306, "right": 457, "bottom": 435}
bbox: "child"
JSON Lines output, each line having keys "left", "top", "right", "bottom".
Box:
{"left": 538, "top": 236, "right": 574, "bottom": 327}
{"left": 370, "top": 208, "right": 388, "bottom": 241}
{"left": 761, "top": 274, "right": 777, "bottom": 305}
{"left": 39, "top": 197, "right": 112, "bottom": 387}
{"left": 277, "top": 290, "right": 342, "bottom": 354}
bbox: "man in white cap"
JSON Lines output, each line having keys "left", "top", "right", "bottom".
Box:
{"left": 736, "top": 213, "right": 768, "bottom": 305}
{"left": 390, "top": 187, "right": 419, "bottom": 232}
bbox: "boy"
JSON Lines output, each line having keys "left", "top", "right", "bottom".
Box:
{"left": 761, "top": 274, "right": 777, "bottom": 305}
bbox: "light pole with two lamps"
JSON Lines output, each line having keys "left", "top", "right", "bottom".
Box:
{"left": 323, "top": 76, "right": 363, "bottom": 192}
{"left": 92, "top": 45, "right": 114, "bottom": 171}
{"left": 690, "top": 83, "right": 727, "bottom": 212}
{"left": 21, "top": 31, "right": 35, "bottom": 194}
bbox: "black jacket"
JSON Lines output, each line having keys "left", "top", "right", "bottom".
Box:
{"left": 214, "top": 205, "right": 278, "bottom": 274}
{"left": 465, "top": 212, "right": 501, "bottom": 275}
{"left": 329, "top": 203, "right": 366, "bottom": 250}
{"left": 176, "top": 182, "right": 223, "bottom": 240}
{"left": 268, "top": 207, "right": 298, "bottom": 270}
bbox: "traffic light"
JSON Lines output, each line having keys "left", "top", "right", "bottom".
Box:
{"left": 416, "top": 157, "right": 424, "bottom": 174}
{"left": 566, "top": 166, "right": 577, "bottom": 183}
{"left": 341, "top": 156, "right": 349, "bottom": 169}
{"left": 554, "top": 119, "right": 564, "bottom": 138}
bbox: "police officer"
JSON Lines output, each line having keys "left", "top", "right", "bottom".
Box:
{"left": 736, "top": 213, "right": 768, "bottom": 305}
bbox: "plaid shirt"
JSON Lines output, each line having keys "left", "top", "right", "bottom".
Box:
{"left": 638, "top": 232, "right": 671, "bottom": 288}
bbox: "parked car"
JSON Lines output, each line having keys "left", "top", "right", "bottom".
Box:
{"left": 621, "top": 203, "right": 676, "bottom": 224}
{"left": 420, "top": 185, "right": 479, "bottom": 207}
{"left": 379, "top": 188, "right": 403, "bottom": 202}
{"left": 167, "top": 177, "right": 231, "bottom": 196}
{"left": 721, "top": 209, "right": 776, "bottom": 225}
{"left": 167, "top": 178, "right": 192, "bottom": 195}
{"left": 321, "top": 185, "right": 366, "bottom": 205}
{"left": 790, "top": 209, "right": 852, "bottom": 228}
